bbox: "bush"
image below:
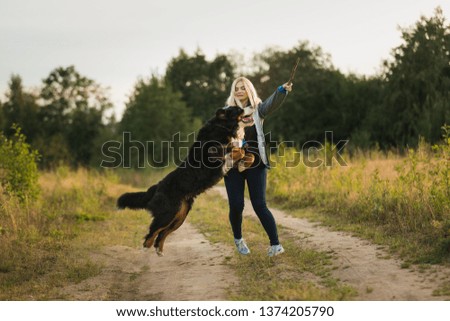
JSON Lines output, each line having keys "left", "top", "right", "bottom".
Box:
{"left": 0, "top": 125, "right": 40, "bottom": 201}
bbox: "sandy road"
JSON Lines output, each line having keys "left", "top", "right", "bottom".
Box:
{"left": 61, "top": 221, "right": 237, "bottom": 300}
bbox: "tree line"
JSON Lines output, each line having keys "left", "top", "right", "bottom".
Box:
{"left": 1, "top": 8, "right": 449, "bottom": 168}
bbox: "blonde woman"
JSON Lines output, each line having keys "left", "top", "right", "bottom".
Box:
{"left": 224, "top": 76, "right": 292, "bottom": 256}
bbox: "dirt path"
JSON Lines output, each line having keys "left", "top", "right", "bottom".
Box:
{"left": 213, "top": 186, "right": 450, "bottom": 300}
{"left": 62, "top": 188, "right": 449, "bottom": 301}
{"left": 61, "top": 221, "right": 237, "bottom": 300}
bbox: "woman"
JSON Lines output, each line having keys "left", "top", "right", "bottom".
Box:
{"left": 224, "top": 76, "right": 292, "bottom": 257}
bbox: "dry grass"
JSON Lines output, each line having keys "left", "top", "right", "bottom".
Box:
{"left": 266, "top": 139, "right": 450, "bottom": 264}
{"left": 0, "top": 167, "right": 145, "bottom": 300}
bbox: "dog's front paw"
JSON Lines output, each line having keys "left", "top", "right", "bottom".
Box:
{"left": 231, "top": 147, "right": 245, "bottom": 161}
{"left": 237, "top": 161, "right": 247, "bottom": 172}
{"left": 237, "top": 153, "right": 255, "bottom": 172}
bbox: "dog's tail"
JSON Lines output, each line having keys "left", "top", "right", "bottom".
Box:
{"left": 117, "top": 185, "right": 157, "bottom": 210}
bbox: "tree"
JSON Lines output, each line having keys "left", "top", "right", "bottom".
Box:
{"left": 0, "top": 100, "right": 3, "bottom": 130}
{"left": 1, "top": 75, "right": 40, "bottom": 142}
{"left": 119, "top": 75, "right": 199, "bottom": 168}
{"left": 381, "top": 7, "right": 450, "bottom": 147}
{"left": 347, "top": 76, "right": 384, "bottom": 150}
{"left": 249, "top": 42, "right": 361, "bottom": 146}
{"left": 39, "top": 65, "right": 112, "bottom": 167}
{"left": 165, "top": 49, "right": 235, "bottom": 121}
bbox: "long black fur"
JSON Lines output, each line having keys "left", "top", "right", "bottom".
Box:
{"left": 117, "top": 106, "right": 245, "bottom": 255}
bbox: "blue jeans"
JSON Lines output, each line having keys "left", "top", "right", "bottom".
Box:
{"left": 224, "top": 165, "right": 280, "bottom": 245}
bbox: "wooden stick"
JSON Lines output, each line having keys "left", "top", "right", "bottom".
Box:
{"left": 287, "top": 57, "right": 300, "bottom": 85}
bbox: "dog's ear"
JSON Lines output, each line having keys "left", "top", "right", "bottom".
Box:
{"left": 216, "top": 108, "right": 227, "bottom": 119}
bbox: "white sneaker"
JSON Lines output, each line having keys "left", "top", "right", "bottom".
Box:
{"left": 234, "top": 238, "right": 250, "bottom": 255}
{"left": 268, "top": 244, "right": 285, "bottom": 257}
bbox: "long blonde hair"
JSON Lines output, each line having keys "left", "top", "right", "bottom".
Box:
{"left": 225, "top": 77, "right": 262, "bottom": 108}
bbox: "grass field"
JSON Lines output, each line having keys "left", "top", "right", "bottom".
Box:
{"left": 266, "top": 134, "right": 450, "bottom": 264}
{"left": 1, "top": 129, "right": 449, "bottom": 299}
{"left": 0, "top": 167, "right": 357, "bottom": 300}
{"left": 0, "top": 168, "right": 148, "bottom": 299}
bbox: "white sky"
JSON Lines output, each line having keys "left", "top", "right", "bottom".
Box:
{"left": 1, "top": 0, "right": 449, "bottom": 118}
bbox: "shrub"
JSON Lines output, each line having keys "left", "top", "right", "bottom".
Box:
{"left": 0, "top": 125, "right": 40, "bottom": 201}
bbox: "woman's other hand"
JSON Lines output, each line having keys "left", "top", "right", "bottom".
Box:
{"left": 282, "top": 82, "right": 293, "bottom": 92}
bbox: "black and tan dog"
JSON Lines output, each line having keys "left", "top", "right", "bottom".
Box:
{"left": 117, "top": 106, "right": 254, "bottom": 256}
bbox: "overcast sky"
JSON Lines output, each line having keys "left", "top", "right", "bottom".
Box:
{"left": 1, "top": 0, "right": 449, "bottom": 117}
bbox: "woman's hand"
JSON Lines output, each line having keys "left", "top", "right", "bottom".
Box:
{"left": 282, "top": 82, "right": 293, "bottom": 92}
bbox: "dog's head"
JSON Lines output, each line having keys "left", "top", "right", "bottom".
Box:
{"left": 216, "top": 106, "right": 242, "bottom": 122}
{"left": 215, "top": 106, "right": 254, "bottom": 130}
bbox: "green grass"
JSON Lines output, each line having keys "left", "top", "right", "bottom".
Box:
{"left": 189, "top": 190, "right": 356, "bottom": 300}
{"left": 433, "top": 281, "right": 450, "bottom": 296}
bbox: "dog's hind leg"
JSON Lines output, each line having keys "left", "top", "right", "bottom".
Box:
{"left": 153, "top": 217, "right": 186, "bottom": 256}
{"left": 144, "top": 214, "right": 175, "bottom": 248}
{"left": 154, "top": 199, "right": 193, "bottom": 256}
{"left": 143, "top": 222, "right": 167, "bottom": 249}
{"left": 143, "top": 195, "right": 180, "bottom": 249}
{"left": 143, "top": 214, "right": 177, "bottom": 249}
